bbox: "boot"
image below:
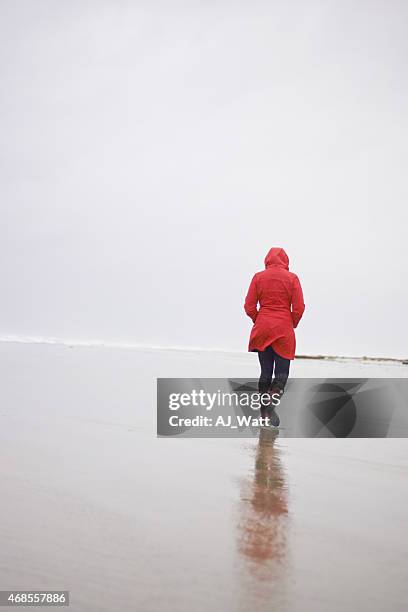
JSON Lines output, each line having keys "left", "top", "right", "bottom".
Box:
{"left": 269, "top": 381, "right": 285, "bottom": 403}
{"left": 267, "top": 382, "right": 283, "bottom": 428}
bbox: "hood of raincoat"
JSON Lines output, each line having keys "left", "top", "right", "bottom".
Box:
{"left": 264, "top": 247, "right": 289, "bottom": 270}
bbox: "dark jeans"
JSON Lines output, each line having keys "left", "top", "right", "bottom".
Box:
{"left": 257, "top": 345, "right": 290, "bottom": 393}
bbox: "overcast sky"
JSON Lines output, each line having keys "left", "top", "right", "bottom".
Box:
{"left": 1, "top": 0, "right": 407, "bottom": 358}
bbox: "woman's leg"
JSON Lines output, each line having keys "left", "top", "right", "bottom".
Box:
{"left": 271, "top": 348, "right": 290, "bottom": 390}
{"left": 257, "top": 346, "right": 275, "bottom": 393}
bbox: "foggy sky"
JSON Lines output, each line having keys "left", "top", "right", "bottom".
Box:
{"left": 1, "top": 0, "right": 407, "bottom": 358}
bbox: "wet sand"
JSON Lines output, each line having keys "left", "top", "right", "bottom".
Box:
{"left": 0, "top": 342, "right": 407, "bottom": 611}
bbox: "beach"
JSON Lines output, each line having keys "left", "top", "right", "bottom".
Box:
{"left": 0, "top": 341, "right": 407, "bottom": 611}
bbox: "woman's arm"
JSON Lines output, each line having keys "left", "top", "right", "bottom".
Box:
{"left": 291, "top": 275, "right": 305, "bottom": 328}
{"left": 244, "top": 274, "right": 259, "bottom": 323}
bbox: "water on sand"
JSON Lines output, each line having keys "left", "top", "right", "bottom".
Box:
{"left": 0, "top": 342, "right": 407, "bottom": 611}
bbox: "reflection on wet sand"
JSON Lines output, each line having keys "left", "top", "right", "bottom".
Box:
{"left": 236, "top": 428, "right": 290, "bottom": 609}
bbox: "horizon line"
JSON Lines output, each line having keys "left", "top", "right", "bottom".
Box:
{"left": 0, "top": 334, "right": 407, "bottom": 365}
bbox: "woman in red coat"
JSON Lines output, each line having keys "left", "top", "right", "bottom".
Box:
{"left": 244, "top": 247, "right": 305, "bottom": 396}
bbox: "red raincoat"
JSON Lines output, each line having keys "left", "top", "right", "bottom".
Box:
{"left": 244, "top": 248, "right": 305, "bottom": 360}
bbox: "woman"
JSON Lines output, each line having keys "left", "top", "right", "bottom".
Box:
{"left": 244, "top": 247, "right": 305, "bottom": 401}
